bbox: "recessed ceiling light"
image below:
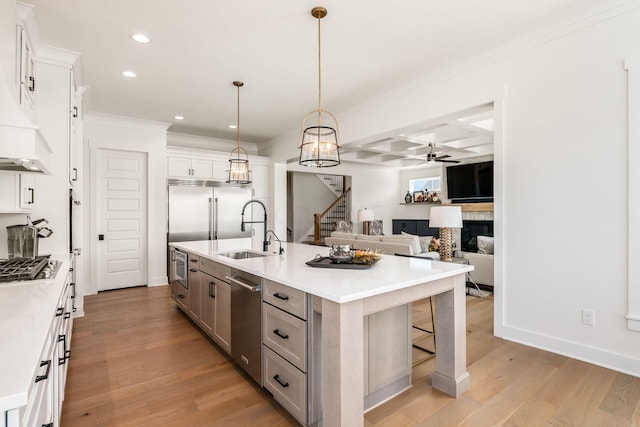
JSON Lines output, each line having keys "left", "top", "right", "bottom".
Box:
{"left": 131, "top": 34, "right": 150, "bottom": 43}
{"left": 122, "top": 70, "right": 136, "bottom": 78}
{"left": 229, "top": 124, "right": 237, "bottom": 129}
{"left": 174, "top": 115, "right": 184, "bottom": 120}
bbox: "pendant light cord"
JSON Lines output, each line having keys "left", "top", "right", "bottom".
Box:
{"left": 236, "top": 83, "right": 241, "bottom": 159}
{"left": 317, "top": 13, "right": 322, "bottom": 122}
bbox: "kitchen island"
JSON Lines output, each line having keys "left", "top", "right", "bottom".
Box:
{"left": 170, "top": 240, "right": 473, "bottom": 427}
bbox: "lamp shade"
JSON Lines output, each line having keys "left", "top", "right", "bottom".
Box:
{"left": 429, "top": 206, "right": 462, "bottom": 228}
{"left": 357, "top": 208, "right": 375, "bottom": 222}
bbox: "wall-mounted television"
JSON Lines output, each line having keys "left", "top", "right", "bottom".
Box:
{"left": 446, "top": 161, "right": 493, "bottom": 203}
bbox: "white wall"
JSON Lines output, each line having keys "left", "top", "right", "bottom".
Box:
{"left": 83, "top": 113, "right": 169, "bottom": 294}
{"left": 264, "top": 3, "right": 640, "bottom": 376}
{"left": 287, "top": 162, "right": 401, "bottom": 237}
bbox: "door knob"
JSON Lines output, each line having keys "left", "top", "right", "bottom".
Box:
{"left": 98, "top": 234, "right": 104, "bottom": 240}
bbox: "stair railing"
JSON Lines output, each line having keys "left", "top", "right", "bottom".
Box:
{"left": 313, "top": 187, "right": 351, "bottom": 244}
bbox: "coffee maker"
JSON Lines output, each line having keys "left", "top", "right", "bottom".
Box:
{"left": 6, "top": 218, "right": 53, "bottom": 259}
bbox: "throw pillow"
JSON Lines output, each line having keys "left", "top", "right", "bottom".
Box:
{"left": 477, "top": 235, "right": 494, "bottom": 254}
{"left": 390, "top": 233, "right": 421, "bottom": 254}
{"left": 418, "top": 235, "right": 433, "bottom": 253}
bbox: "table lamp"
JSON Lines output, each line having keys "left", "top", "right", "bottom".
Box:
{"left": 429, "top": 206, "right": 462, "bottom": 261}
{"left": 357, "top": 208, "right": 375, "bottom": 235}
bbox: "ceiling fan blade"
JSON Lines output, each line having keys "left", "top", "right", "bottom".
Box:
{"left": 438, "top": 159, "right": 460, "bottom": 163}
{"left": 435, "top": 154, "right": 451, "bottom": 160}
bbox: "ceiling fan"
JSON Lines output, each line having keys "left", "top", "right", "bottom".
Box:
{"left": 426, "top": 142, "right": 459, "bottom": 164}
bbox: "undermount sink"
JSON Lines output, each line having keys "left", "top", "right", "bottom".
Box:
{"left": 218, "top": 250, "right": 269, "bottom": 260}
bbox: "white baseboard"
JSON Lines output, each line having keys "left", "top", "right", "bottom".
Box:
{"left": 148, "top": 276, "right": 169, "bottom": 287}
{"left": 500, "top": 325, "right": 640, "bottom": 378}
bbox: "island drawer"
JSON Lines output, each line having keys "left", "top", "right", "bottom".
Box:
{"left": 263, "top": 303, "right": 307, "bottom": 372}
{"left": 263, "top": 279, "right": 307, "bottom": 320}
{"left": 264, "top": 346, "right": 307, "bottom": 425}
{"left": 171, "top": 281, "right": 189, "bottom": 312}
{"left": 200, "top": 258, "right": 231, "bottom": 280}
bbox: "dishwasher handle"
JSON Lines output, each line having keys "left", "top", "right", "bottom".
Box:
{"left": 226, "top": 275, "right": 261, "bottom": 293}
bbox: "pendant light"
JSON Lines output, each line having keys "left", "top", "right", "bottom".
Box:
{"left": 227, "top": 80, "right": 251, "bottom": 184}
{"left": 298, "top": 6, "right": 340, "bottom": 167}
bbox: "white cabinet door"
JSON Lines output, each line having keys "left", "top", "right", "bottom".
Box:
{"left": 18, "top": 26, "right": 36, "bottom": 122}
{"left": 251, "top": 162, "right": 269, "bottom": 198}
{"left": 191, "top": 159, "right": 213, "bottom": 179}
{"left": 167, "top": 157, "right": 192, "bottom": 177}
{"left": 0, "top": 174, "right": 36, "bottom": 212}
{"left": 211, "top": 159, "right": 228, "bottom": 182}
{"left": 19, "top": 174, "right": 36, "bottom": 210}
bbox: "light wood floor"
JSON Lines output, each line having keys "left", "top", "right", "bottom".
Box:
{"left": 61, "top": 286, "right": 640, "bottom": 426}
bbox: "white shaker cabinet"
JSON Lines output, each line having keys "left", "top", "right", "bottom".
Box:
{"left": 0, "top": 173, "right": 37, "bottom": 213}
{"left": 168, "top": 157, "right": 214, "bottom": 179}
{"left": 17, "top": 25, "right": 36, "bottom": 123}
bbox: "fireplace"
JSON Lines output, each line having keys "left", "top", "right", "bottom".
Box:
{"left": 461, "top": 220, "right": 493, "bottom": 252}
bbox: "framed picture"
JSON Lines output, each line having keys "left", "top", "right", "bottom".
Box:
{"left": 413, "top": 191, "right": 424, "bottom": 202}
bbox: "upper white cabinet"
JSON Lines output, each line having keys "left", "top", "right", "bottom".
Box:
{"left": 0, "top": 173, "right": 37, "bottom": 213}
{"left": 17, "top": 25, "right": 36, "bottom": 123}
{"left": 251, "top": 160, "right": 270, "bottom": 199}
{"left": 168, "top": 156, "right": 214, "bottom": 179}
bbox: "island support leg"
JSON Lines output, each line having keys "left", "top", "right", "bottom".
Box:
{"left": 320, "top": 298, "right": 365, "bottom": 427}
{"left": 432, "top": 274, "right": 470, "bottom": 397}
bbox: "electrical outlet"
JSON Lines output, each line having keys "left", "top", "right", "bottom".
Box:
{"left": 582, "top": 309, "right": 595, "bottom": 326}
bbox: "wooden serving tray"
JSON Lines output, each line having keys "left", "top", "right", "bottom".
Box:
{"left": 305, "top": 256, "right": 379, "bottom": 270}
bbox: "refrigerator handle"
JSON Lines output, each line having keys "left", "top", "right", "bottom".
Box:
{"left": 214, "top": 197, "right": 219, "bottom": 240}
{"left": 209, "top": 197, "right": 214, "bottom": 240}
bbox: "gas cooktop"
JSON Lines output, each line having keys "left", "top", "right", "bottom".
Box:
{"left": 0, "top": 256, "right": 61, "bottom": 283}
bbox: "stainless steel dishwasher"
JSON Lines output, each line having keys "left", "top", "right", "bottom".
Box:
{"left": 226, "top": 269, "right": 262, "bottom": 385}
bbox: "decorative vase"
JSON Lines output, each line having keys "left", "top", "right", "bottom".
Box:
{"left": 404, "top": 191, "right": 412, "bottom": 203}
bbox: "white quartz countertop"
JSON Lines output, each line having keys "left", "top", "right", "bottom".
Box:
{"left": 170, "top": 240, "right": 473, "bottom": 303}
{"left": 0, "top": 254, "right": 71, "bottom": 412}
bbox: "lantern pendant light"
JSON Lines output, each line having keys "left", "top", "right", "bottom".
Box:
{"left": 298, "top": 6, "right": 340, "bottom": 167}
{"left": 227, "top": 80, "right": 251, "bottom": 184}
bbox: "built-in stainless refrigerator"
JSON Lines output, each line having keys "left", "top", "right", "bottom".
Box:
{"left": 167, "top": 179, "right": 252, "bottom": 243}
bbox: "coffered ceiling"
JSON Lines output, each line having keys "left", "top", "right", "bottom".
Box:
{"left": 23, "top": 0, "right": 590, "bottom": 165}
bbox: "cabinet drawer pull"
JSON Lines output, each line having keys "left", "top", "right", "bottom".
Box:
{"left": 178, "top": 294, "right": 185, "bottom": 299}
{"left": 58, "top": 334, "right": 67, "bottom": 365}
{"left": 35, "top": 359, "right": 51, "bottom": 383}
{"left": 64, "top": 311, "right": 71, "bottom": 319}
{"left": 209, "top": 282, "right": 216, "bottom": 298}
{"left": 42, "top": 423, "right": 53, "bottom": 427}
{"left": 55, "top": 307, "right": 64, "bottom": 317}
{"left": 190, "top": 268, "right": 197, "bottom": 273}
{"left": 28, "top": 76, "right": 35, "bottom": 91}
{"left": 273, "top": 374, "right": 289, "bottom": 388}
{"left": 273, "top": 292, "right": 289, "bottom": 301}
{"left": 28, "top": 188, "right": 34, "bottom": 204}
{"left": 273, "top": 329, "right": 289, "bottom": 340}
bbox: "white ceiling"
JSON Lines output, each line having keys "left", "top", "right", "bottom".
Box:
{"left": 25, "top": 0, "right": 590, "bottom": 165}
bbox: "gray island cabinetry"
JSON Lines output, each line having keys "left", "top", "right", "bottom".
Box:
{"left": 169, "top": 240, "right": 472, "bottom": 427}
{"left": 170, "top": 251, "right": 231, "bottom": 355}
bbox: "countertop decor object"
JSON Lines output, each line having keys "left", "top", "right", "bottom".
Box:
{"left": 298, "top": 6, "right": 340, "bottom": 167}
{"left": 226, "top": 80, "right": 251, "bottom": 184}
{"left": 404, "top": 191, "right": 412, "bottom": 203}
{"left": 306, "top": 254, "right": 378, "bottom": 269}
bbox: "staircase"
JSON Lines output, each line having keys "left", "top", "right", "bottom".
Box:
{"left": 312, "top": 187, "right": 351, "bottom": 245}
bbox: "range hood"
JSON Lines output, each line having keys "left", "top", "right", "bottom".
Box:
{"left": 0, "top": 71, "right": 52, "bottom": 175}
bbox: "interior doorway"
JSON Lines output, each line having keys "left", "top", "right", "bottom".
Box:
{"left": 95, "top": 148, "right": 148, "bottom": 291}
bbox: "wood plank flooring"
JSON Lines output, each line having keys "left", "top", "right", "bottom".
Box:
{"left": 61, "top": 286, "right": 640, "bottom": 426}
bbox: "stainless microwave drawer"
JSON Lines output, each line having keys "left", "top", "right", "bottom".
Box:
{"left": 263, "top": 279, "right": 307, "bottom": 320}
{"left": 263, "top": 303, "right": 307, "bottom": 372}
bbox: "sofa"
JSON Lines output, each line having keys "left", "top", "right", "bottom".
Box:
{"left": 324, "top": 231, "right": 440, "bottom": 259}
{"left": 460, "top": 235, "right": 494, "bottom": 286}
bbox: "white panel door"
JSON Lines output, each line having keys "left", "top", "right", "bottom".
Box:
{"left": 97, "top": 149, "right": 147, "bottom": 291}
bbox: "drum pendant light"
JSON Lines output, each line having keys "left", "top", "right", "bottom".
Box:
{"left": 298, "top": 6, "right": 340, "bottom": 167}
{"left": 227, "top": 80, "right": 251, "bottom": 183}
